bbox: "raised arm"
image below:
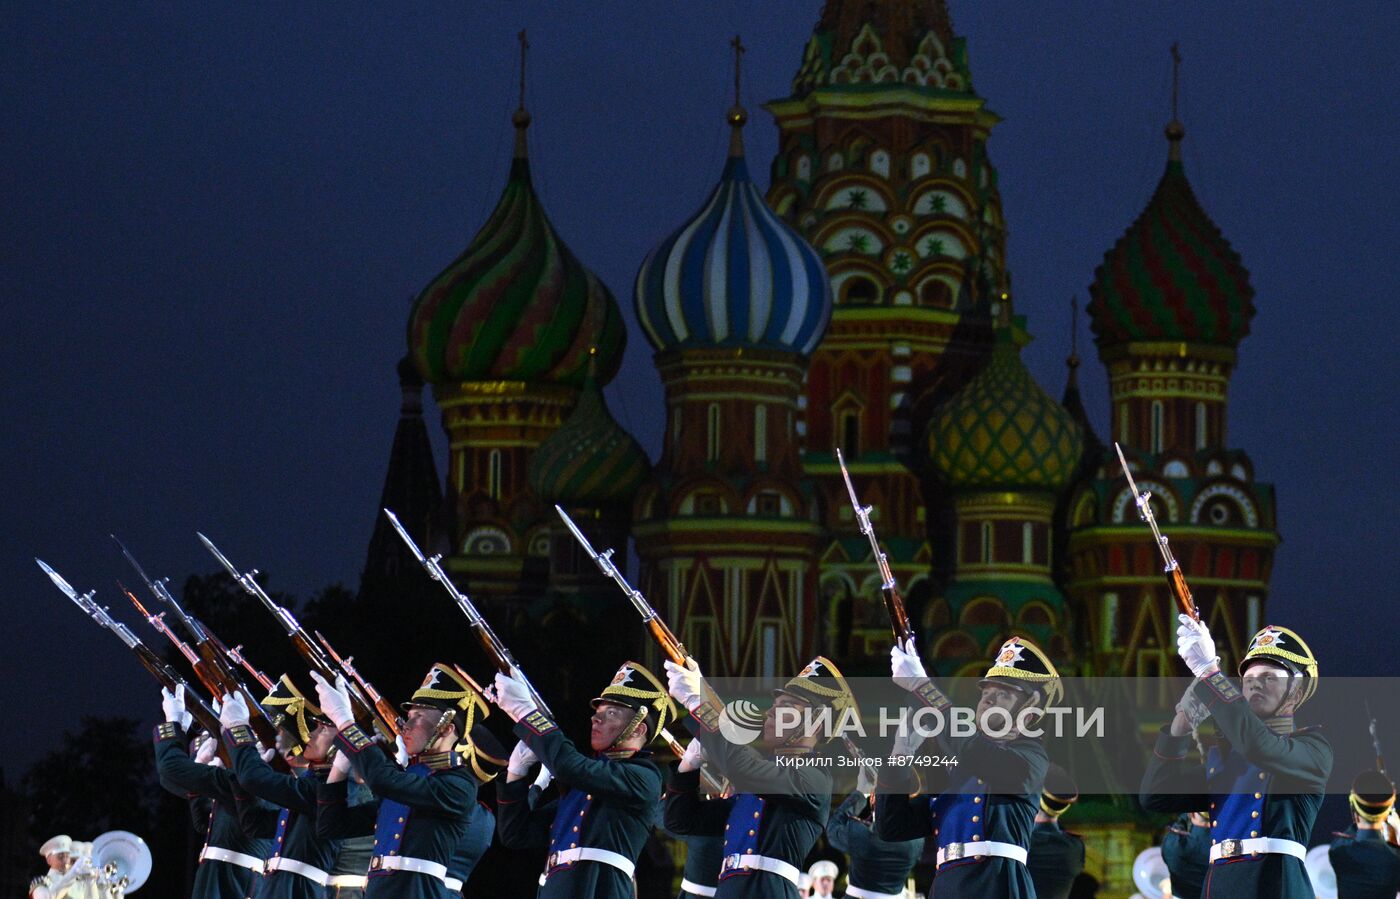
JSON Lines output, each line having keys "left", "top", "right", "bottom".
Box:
{"left": 1192, "top": 672, "right": 1332, "bottom": 785}
{"left": 335, "top": 724, "right": 476, "bottom": 817}
{"left": 662, "top": 767, "right": 733, "bottom": 837}
{"left": 515, "top": 716, "right": 661, "bottom": 810}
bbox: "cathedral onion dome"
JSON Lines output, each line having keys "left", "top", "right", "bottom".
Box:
{"left": 408, "top": 109, "right": 625, "bottom": 388}
{"left": 634, "top": 107, "right": 832, "bottom": 357}
{"left": 1086, "top": 127, "right": 1254, "bottom": 348}
{"left": 527, "top": 360, "right": 649, "bottom": 507}
{"left": 929, "top": 329, "right": 1083, "bottom": 492}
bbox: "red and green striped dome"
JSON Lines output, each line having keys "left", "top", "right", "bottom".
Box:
{"left": 1088, "top": 158, "right": 1254, "bottom": 347}
{"left": 527, "top": 365, "right": 648, "bottom": 507}
{"left": 408, "top": 122, "right": 625, "bottom": 387}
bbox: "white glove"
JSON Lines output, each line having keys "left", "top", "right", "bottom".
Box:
{"left": 508, "top": 741, "right": 538, "bottom": 777}
{"left": 259, "top": 744, "right": 277, "bottom": 763}
{"left": 194, "top": 734, "right": 219, "bottom": 765}
{"left": 678, "top": 738, "right": 705, "bottom": 773}
{"left": 162, "top": 685, "right": 193, "bottom": 729}
{"left": 1176, "top": 614, "right": 1219, "bottom": 678}
{"left": 310, "top": 671, "right": 355, "bottom": 729}
{"left": 219, "top": 691, "right": 250, "bottom": 728}
{"left": 532, "top": 764, "right": 554, "bottom": 791}
{"left": 890, "top": 638, "right": 928, "bottom": 691}
{"left": 74, "top": 855, "right": 97, "bottom": 878}
{"left": 1177, "top": 682, "right": 1212, "bottom": 730}
{"left": 491, "top": 670, "right": 539, "bottom": 723}
{"left": 394, "top": 735, "right": 409, "bottom": 766}
{"left": 664, "top": 658, "right": 706, "bottom": 712}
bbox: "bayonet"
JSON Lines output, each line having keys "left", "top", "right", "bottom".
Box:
{"left": 1114, "top": 442, "right": 1198, "bottom": 620}
{"left": 835, "top": 448, "right": 914, "bottom": 643}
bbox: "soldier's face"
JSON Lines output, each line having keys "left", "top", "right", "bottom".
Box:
{"left": 46, "top": 852, "right": 69, "bottom": 872}
{"left": 590, "top": 702, "right": 639, "bottom": 752}
{"left": 1242, "top": 661, "right": 1295, "bottom": 716}
{"left": 402, "top": 708, "right": 445, "bottom": 755}
{"left": 303, "top": 723, "right": 337, "bottom": 762}
{"left": 762, "top": 695, "right": 817, "bottom": 750}
{"left": 814, "top": 875, "right": 835, "bottom": 893}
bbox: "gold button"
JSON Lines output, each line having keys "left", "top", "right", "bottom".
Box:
{"left": 586, "top": 794, "right": 592, "bottom": 800}
{"left": 1212, "top": 839, "right": 1218, "bottom": 845}
{"left": 725, "top": 825, "right": 730, "bottom": 831}
{"left": 754, "top": 811, "right": 760, "bottom": 818}
{"left": 934, "top": 829, "right": 940, "bottom": 837}
{"left": 1254, "top": 793, "right": 1261, "bottom": 799}
{"left": 972, "top": 816, "right": 980, "bottom": 823}
{"left": 973, "top": 797, "right": 982, "bottom": 804}
{"left": 977, "top": 779, "right": 984, "bottom": 785}
{"left": 578, "top": 810, "right": 585, "bottom": 817}
{"left": 1251, "top": 811, "right": 1259, "bottom": 818}
{"left": 393, "top": 833, "right": 400, "bottom": 839}
{"left": 397, "top": 817, "right": 404, "bottom": 823}
{"left": 570, "top": 843, "right": 577, "bottom": 849}
{"left": 748, "top": 829, "right": 755, "bottom": 836}
{"left": 1259, "top": 773, "right": 1266, "bottom": 780}
{"left": 1211, "top": 822, "right": 1217, "bottom": 827}
{"left": 972, "top": 835, "right": 980, "bottom": 841}
{"left": 1251, "top": 831, "right": 1258, "bottom": 837}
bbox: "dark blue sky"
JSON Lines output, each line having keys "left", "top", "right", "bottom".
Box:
{"left": 4, "top": 2, "right": 1397, "bottom": 772}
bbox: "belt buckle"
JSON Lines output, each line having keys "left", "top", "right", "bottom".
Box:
{"left": 369, "top": 857, "right": 383, "bottom": 871}
{"left": 944, "top": 843, "right": 966, "bottom": 862}
{"left": 546, "top": 852, "right": 558, "bottom": 869}
{"left": 720, "top": 854, "right": 739, "bottom": 873}
{"left": 1219, "top": 839, "right": 1243, "bottom": 859}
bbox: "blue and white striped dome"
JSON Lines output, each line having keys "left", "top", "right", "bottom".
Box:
{"left": 634, "top": 123, "right": 832, "bottom": 357}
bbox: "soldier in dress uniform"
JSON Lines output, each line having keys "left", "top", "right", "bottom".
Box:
{"left": 29, "top": 834, "right": 94, "bottom": 899}
{"left": 1141, "top": 621, "right": 1333, "bottom": 898}
{"left": 1026, "top": 766, "right": 1084, "bottom": 899}
{"left": 493, "top": 659, "right": 676, "bottom": 898}
{"left": 153, "top": 685, "right": 275, "bottom": 898}
{"left": 663, "top": 655, "right": 854, "bottom": 898}
{"left": 1328, "top": 770, "right": 1400, "bottom": 899}
{"left": 313, "top": 663, "right": 506, "bottom": 899}
{"left": 1160, "top": 812, "right": 1211, "bottom": 899}
{"left": 825, "top": 763, "right": 923, "bottom": 899}
{"left": 877, "top": 635, "right": 1058, "bottom": 899}
{"left": 219, "top": 675, "right": 342, "bottom": 898}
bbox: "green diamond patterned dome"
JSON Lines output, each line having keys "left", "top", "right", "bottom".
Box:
{"left": 527, "top": 364, "right": 649, "bottom": 507}
{"left": 929, "top": 330, "right": 1083, "bottom": 492}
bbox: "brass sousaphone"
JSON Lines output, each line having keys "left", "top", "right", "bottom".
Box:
{"left": 90, "top": 830, "right": 152, "bottom": 895}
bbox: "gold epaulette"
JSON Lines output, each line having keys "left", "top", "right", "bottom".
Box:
{"left": 417, "top": 751, "right": 463, "bottom": 772}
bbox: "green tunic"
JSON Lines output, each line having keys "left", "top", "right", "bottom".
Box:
{"left": 1329, "top": 828, "right": 1400, "bottom": 899}
{"left": 496, "top": 710, "right": 662, "bottom": 899}
{"left": 226, "top": 724, "right": 341, "bottom": 899}
{"left": 1026, "top": 821, "right": 1083, "bottom": 899}
{"left": 153, "top": 722, "right": 274, "bottom": 899}
{"left": 316, "top": 724, "right": 481, "bottom": 899}
{"left": 1161, "top": 814, "right": 1211, "bottom": 899}
{"left": 826, "top": 791, "right": 922, "bottom": 896}
{"left": 664, "top": 713, "right": 832, "bottom": 899}
{"left": 662, "top": 814, "right": 723, "bottom": 899}
{"left": 1140, "top": 671, "right": 1333, "bottom": 899}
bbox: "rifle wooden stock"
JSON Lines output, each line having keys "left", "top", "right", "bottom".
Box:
{"left": 195, "top": 640, "right": 281, "bottom": 748}
{"left": 646, "top": 617, "right": 688, "bottom": 667}
{"left": 882, "top": 586, "right": 914, "bottom": 645}
{"left": 287, "top": 631, "right": 391, "bottom": 739}
{"left": 130, "top": 644, "right": 231, "bottom": 766}
{"left": 1166, "top": 567, "right": 1198, "bottom": 620}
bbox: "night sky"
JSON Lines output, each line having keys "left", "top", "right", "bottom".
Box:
{"left": 4, "top": 2, "right": 1397, "bottom": 774}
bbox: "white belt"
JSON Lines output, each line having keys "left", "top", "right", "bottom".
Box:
{"left": 199, "top": 846, "right": 266, "bottom": 873}
{"left": 265, "top": 857, "right": 330, "bottom": 885}
{"left": 844, "top": 886, "right": 904, "bottom": 899}
{"left": 719, "top": 853, "right": 801, "bottom": 887}
{"left": 369, "top": 855, "right": 449, "bottom": 883}
{"left": 327, "top": 874, "right": 367, "bottom": 888}
{"left": 680, "top": 877, "right": 718, "bottom": 896}
{"left": 936, "top": 840, "right": 1028, "bottom": 867}
{"left": 444, "top": 876, "right": 463, "bottom": 891}
{"left": 545, "top": 846, "right": 636, "bottom": 878}
{"left": 1209, "top": 837, "right": 1307, "bottom": 862}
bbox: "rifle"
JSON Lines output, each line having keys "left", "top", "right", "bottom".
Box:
{"left": 553, "top": 504, "right": 689, "bottom": 665}
{"left": 113, "top": 537, "right": 284, "bottom": 747}
{"left": 1113, "top": 443, "right": 1199, "bottom": 620}
{"left": 196, "top": 532, "right": 391, "bottom": 739}
{"left": 315, "top": 630, "right": 402, "bottom": 738}
{"left": 834, "top": 449, "right": 914, "bottom": 644}
{"left": 37, "top": 560, "right": 230, "bottom": 764}
{"left": 382, "top": 508, "right": 554, "bottom": 719}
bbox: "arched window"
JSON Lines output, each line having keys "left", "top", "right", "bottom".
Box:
{"left": 1151, "top": 401, "right": 1165, "bottom": 453}
{"left": 487, "top": 449, "right": 503, "bottom": 500}
{"left": 754, "top": 405, "right": 767, "bottom": 463}
{"left": 870, "top": 150, "right": 890, "bottom": 178}
{"left": 981, "top": 522, "right": 994, "bottom": 563}
{"left": 1195, "top": 402, "right": 1208, "bottom": 450}
{"left": 841, "top": 411, "right": 860, "bottom": 458}
{"left": 841, "top": 277, "right": 879, "bottom": 305}
{"left": 707, "top": 404, "right": 721, "bottom": 462}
